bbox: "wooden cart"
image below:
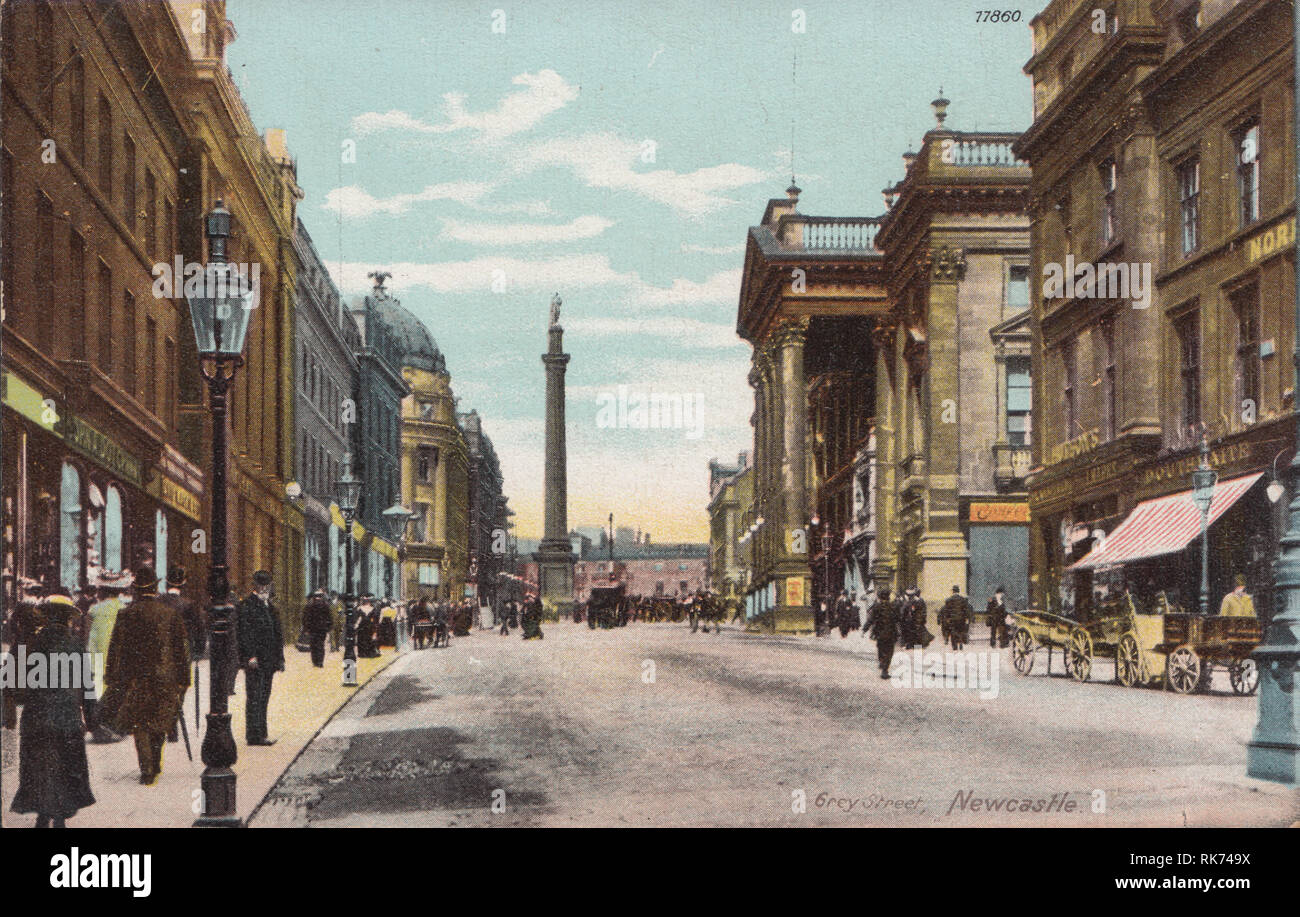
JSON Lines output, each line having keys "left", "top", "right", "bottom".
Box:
{"left": 1011, "top": 597, "right": 1262, "bottom": 695}
{"left": 1156, "top": 613, "right": 1262, "bottom": 695}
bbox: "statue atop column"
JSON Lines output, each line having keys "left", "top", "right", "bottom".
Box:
{"left": 549, "top": 292, "right": 562, "bottom": 328}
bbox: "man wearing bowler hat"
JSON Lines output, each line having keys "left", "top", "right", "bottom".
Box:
{"left": 101, "top": 566, "right": 191, "bottom": 784}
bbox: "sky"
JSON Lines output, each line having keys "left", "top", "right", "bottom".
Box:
{"left": 225, "top": 0, "right": 1035, "bottom": 542}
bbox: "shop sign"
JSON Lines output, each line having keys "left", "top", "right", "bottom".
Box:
{"left": 1137, "top": 440, "right": 1254, "bottom": 491}
{"left": 1246, "top": 216, "right": 1295, "bottom": 264}
{"left": 970, "top": 502, "right": 1029, "bottom": 524}
{"left": 371, "top": 536, "right": 399, "bottom": 562}
{"left": 1047, "top": 430, "right": 1100, "bottom": 466}
{"left": 161, "top": 476, "right": 202, "bottom": 520}
{"left": 62, "top": 415, "right": 143, "bottom": 487}
{"left": 1031, "top": 456, "right": 1129, "bottom": 509}
{"left": 2, "top": 370, "right": 60, "bottom": 433}
{"left": 785, "top": 576, "right": 805, "bottom": 607}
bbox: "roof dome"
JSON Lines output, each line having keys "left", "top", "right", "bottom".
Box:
{"left": 372, "top": 296, "right": 445, "bottom": 373}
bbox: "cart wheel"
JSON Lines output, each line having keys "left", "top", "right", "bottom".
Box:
{"left": 1229, "top": 658, "right": 1259, "bottom": 696}
{"left": 1011, "top": 628, "right": 1034, "bottom": 675}
{"left": 1115, "top": 633, "right": 1141, "bottom": 688}
{"left": 1067, "top": 629, "right": 1093, "bottom": 682}
{"left": 1166, "top": 645, "right": 1202, "bottom": 695}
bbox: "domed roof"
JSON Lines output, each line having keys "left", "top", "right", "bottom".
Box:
{"left": 371, "top": 296, "right": 445, "bottom": 373}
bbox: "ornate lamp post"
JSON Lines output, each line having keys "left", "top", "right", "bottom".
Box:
{"left": 188, "top": 200, "right": 255, "bottom": 827}
{"left": 1190, "top": 433, "right": 1218, "bottom": 616}
{"left": 336, "top": 457, "right": 362, "bottom": 687}
{"left": 1248, "top": 15, "right": 1300, "bottom": 784}
{"left": 382, "top": 503, "right": 416, "bottom": 599}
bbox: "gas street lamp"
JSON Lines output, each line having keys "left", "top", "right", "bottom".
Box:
{"left": 1190, "top": 433, "right": 1218, "bottom": 617}
{"left": 1248, "top": 12, "right": 1300, "bottom": 784}
{"left": 381, "top": 503, "right": 416, "bottom": 602}
{"left": 336, "top": 457, "right": 363, "bottom": 687}
{"left": 187, "top": 200, "right": 255, "bottom": 827}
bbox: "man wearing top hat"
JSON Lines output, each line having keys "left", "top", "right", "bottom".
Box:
{"left": 236, "top": 570, "right": 284, "bottom": 746}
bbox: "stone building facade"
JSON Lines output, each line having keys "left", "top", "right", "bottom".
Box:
{"left": 292, "top": 218, "right": 359, "bottom": 596}
{"left": 1016, "top": 0, "right": 1294, "bottom": 618}
{"left": 708, "top": 452, "right": 753, "bottom": 601}
{"left": 873, "top": 104, "right": 1033, "bottom": 615}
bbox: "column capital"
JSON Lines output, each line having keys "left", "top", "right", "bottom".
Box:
{"left": 923, "top": 245, "right": 966, "bottom": 282}
{"left": 771, "top": 317, "right": 810, "bottom": 348}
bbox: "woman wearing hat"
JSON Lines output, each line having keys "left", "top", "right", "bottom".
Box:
{"left": 9, "top": 596, "right": 97, "bottom": 826}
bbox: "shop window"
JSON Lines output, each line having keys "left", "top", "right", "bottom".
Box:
{"left": 60, "top": 463, "right": 81, "bottom": 591}
{"left": 104, "top": 485, "right": 123, "bottom": 572}
{"left": 418, "top": 563, "right": 439, "bottom": 585}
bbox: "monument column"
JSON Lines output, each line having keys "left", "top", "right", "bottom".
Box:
{"left": 534, "top": 293, "right": 576, "bottom": 616}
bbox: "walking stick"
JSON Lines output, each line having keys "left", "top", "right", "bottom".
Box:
{"left": 177, "top": 709, "right": 193, "bottom": 761}
{"left": 194, "top": 661, "right": 201, "bottom": 734}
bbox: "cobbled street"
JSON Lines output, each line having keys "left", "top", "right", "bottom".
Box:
{"left": 251, "top": 623, "right": 1298, "bottom": 828}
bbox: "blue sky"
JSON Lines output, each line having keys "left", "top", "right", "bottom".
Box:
{"left": 227, "top": 0, "right": 1035, "bottom": 541}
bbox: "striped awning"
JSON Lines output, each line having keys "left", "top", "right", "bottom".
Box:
{"left": 1069, "top": 472, "right": 1263, "bottom": 570}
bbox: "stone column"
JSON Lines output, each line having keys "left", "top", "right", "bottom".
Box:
{"left": 533, "top": 303, "right": 576, "bottom": 615}
{"left": 771, "top": 319, "right": 812, "bottom": 632}
{"left": 871, "top": 320, "right": 898, "bottom": 594}
{"left": 918, "top": 248, "right": 970, "bottom": 608}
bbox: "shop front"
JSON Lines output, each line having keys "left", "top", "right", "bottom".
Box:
{"left": 965, "top": 500, "right": 1029, "bottom": 612}
{"left": 1031, "top": 423, "right": 1289, "bottom": 621}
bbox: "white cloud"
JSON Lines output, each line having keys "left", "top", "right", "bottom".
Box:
{"left": 350, "top": 70, "right": 578, "bottom": 143}
{"left": 322, "top": 182, "right": 494, "bottom": 218}
{"left": 566, "top": 315, "right": 744, "bottom": 350}
{"left": 680, "top": 242, "right": 745, "bottom": 255}
{"left": 439, "top": 214, "right": 614, "bottom": 246}
{"left": 325, "top": 255, "right": 639, "bottom": 296}
{"left": 520, "top": 132, "right": 769, "bottom": 219}
{"left": 634, "top": 269, "right": 741, "bottom": 308}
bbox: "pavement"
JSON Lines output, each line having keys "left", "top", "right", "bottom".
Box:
{"left": 251, "top": 621, "right": 1300, "bottom": 828}
{"left": 1, "top": 643, "right": 399, "bottom": 827}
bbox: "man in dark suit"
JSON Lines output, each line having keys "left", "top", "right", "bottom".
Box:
{"left": 236, "top": 570, "right": 284, "bottom": 746}
{"left": 864, "top": 588, "right": 899, "bottom": 679}
{"left": 302, "top": 590, "right": 333, "bottom": 667}
{"left": 940, "top": 585, "right": 974, "bottom": 651}
{"left": 102, "top": 567, "right": 191, "bottom": 783}
{"left": 987, "top": 587, "right": 1010, "bottom": 648}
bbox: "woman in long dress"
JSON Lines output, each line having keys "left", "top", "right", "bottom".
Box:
{"left": 9, "top": 597, "right": 96, "bottom": 827}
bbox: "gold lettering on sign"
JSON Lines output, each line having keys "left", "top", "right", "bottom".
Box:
{"left": 970, "top": 502, "right": 1029, "bottom": 524}
{"left": 1048, "top": 430, "right": 1100, "bottom": 466}
{"left": 1247, "top": 217, "right": 1296, "bottom": 264}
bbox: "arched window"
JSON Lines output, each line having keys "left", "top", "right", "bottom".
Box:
{"left": 60, "top": 462, "right": 82, "bottom": 590}
{"left": 104, "top": 485, "right": 123, "bottom": 572}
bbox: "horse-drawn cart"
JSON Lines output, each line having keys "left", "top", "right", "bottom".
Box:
{"left": 1009, "top": 595, "right": 1261, "bottom": 695}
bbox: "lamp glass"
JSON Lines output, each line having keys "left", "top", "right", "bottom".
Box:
{"left": 336, "top": 470, "right": 362, "bottom": 516}
{"left": 186, "top": 263, "right": 256, "bottom": 357}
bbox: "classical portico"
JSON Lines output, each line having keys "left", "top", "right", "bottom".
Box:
{"left": 737, "top": 186, "right": 889, "bottom": 632}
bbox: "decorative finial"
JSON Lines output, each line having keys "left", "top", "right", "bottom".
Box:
{"left": 367, "top": 270, "right": 391, "bottom": 295}
{"left": 931, "top": 89, "right": 951, "bottom": 128}
{"left": 549, "top": 292, "right": 562, "bottom": 327}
